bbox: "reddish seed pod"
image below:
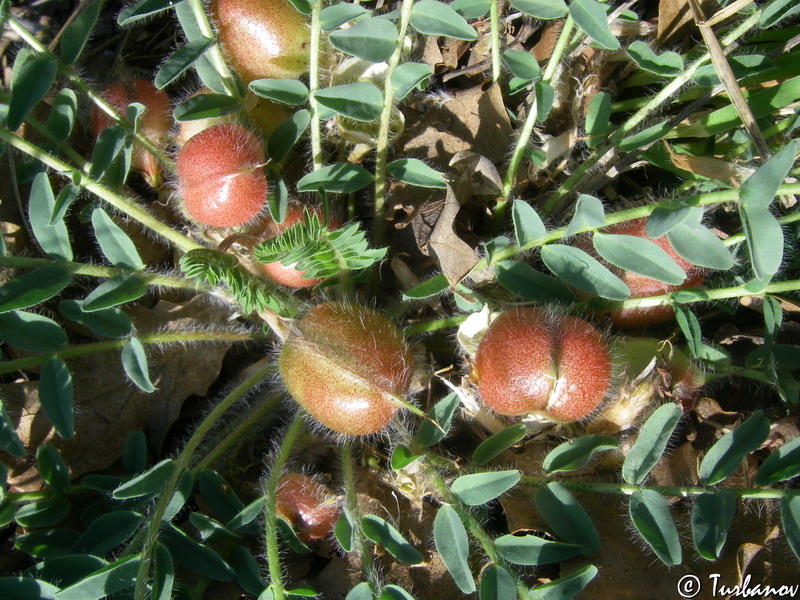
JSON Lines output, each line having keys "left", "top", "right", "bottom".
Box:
{"left": 275, "top": 473, "right": 340, "bottom": 542}
{"left": 89, "top": 79, "right": 171, "bottom": 187}
{"left": 474, "top": 309, "right": 610, "bottom": 422}
{"left": 211, "top": 0, "right": 310, "bottom": 83}
{"left": 176, "top": 123, "right": 267, "bottom": 228}
{"left": 603, "top": 219, "right": 705, "bottom": 328}
{"left": 279, "top": 302, "right": 413, "bottom": 435}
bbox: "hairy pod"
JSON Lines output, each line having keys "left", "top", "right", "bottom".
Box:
{"left": 275, "top": 473, "right": 340, "bottom": 542}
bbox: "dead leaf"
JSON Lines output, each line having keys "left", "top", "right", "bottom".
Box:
{"left": 656, "top": 0, "right": 717, "bottom": 47}
{"left": 428, "top": 185, "right": 478, "bottom": 285}
{"left": 449, "top": 151, "right": 503, "bottom": 198}
{"left": 2, "top": 296, "right": 235, "bottom": 491}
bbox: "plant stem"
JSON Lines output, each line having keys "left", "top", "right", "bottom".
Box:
{"left": 541, "top": 9, "right": 762, "bottom": 215}
{"left": 497, "top": 16, "right": 574, "bottom": 222}
{"left": 5, "top": 16, "right": 175, "bottom": 174}
{"left": 490, "top": 0, "right": 501, "bottom": 83}
{"left": 308, "top": 0, "right": 323, "bottom": 171}
{"left": 407, "top": 314, "right": 469, "bottom": 335}
{"left": 0, "top": 330, "right": 259, "bottom": 376}
{"left": 0, "top": 128, "right": 202, "bottom": 253}
{"left": 372, "top": 0, "right": 416, "bottom": 247}
{"left": 340, "top": 442, "right": 381, "bottom": 595}
{"left": 132, "top": 363, "right": 275, "bottom": 600}
{"left": 0, "top": 255, "right": 210, "bottom": 292}
{"left": 263, "top": 412, "right": 305, "bottom": 600}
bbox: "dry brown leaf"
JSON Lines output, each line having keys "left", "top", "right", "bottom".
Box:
{"left": 656, "top": 0, "right": 717, "bottom": 47}
{"left": 428, "top": 186, "right": 478, "bottom": 286}
{"left": 2, "top": 296, "right": 235, "bottom": 491}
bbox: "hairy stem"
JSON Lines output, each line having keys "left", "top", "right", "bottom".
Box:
{"left": 308, "top": 0, "right": 323, "bottom": 171}
{"left": 263, "top": 412, "right": 305, "bottom": 600}
{"left": 490, "top": 0, "right": 501, "bottom": 83}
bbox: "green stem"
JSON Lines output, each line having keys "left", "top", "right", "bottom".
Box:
{"left": 372, "top": 0, "right": 416, "bottom": 247}
{"left": 340, "top": 442, "right": 380, "bottom": 595}
{"left": 132, "top": 363, "right": 275, "bottom": 600}
{"left": 490, "top": 0, "right": 501, "bottom": 83}
{"left": 540, "top": 9, "right": 761, "bottom": 215}
{"left": 6, "top": 16, "right": 175, "bottom": 175}
{"left": 406, "top": 314, "right": 469, "bottom": 335}
{"left": 498, "top": 16, "right": 574, "bottom": 221}
{"left": 0, "top": 330, "right": 258, "bottom": 376}
{"left": 308, "top": 0, "right": 323, "bottom": 171}
{"left": 0, "top": 128, "right": 202, "bottom": 253}
{"left": 263, "top": 412, "right": 305, "bottom": 600}
{"left": 0, "top": 255, "right": 210, "bottom": 292}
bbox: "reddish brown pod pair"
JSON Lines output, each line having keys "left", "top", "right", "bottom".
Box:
{"left": 279, "top": 302, "right": 414, "bottom": 436}
{"left": 474, "top": 309, "right": 611, "bottom": 422}
{"left": 599, "top": 219, "right": 705, "bottom": 327}
{"left": 276, "top": 473, "right": 340, "bottom": 543}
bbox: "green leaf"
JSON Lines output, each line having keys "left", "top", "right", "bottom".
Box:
{"left": 402, "top": 274, "right": 449, "bottom": 300}
{"left": 72, "top": 511, "right": 143, "bottom": 555}
{"left": 508, "top": 0, "right": 566, "bottom": 19}
{"left": 381, "top": 585, "right": 415, "bottom": 600}
{"left": 58, "top": 299, "right": 132, "bottom": 339}
{"left": 418, "top": 392, "right": 460, "bottom": 447}
{"left": 26, "top": 554, "right": 107, "bottom": 587}
{"left": 540, "top": 244, "right": 629, "bottom": 301}
{"left": 585, "top": 91, "right": 611, "bottom": 149}
{"left": 152, "top": 543, "right": 174, "bottom": 600}
{"left": 542, "top": 435, "right": 617, "bottom": 474}
{"left": 29, "top": 173, "right": 74, "bottom": 261}
{"left": 740, "top": 139, "right": 797, "bottom": 210}
{"left": 494, "top": 260, "right": 575, "bottom": 304}
{"left": 564, "top": 194, "right": 605, "bottom": 236}
{"left": 60, "top": 0, "right": 103, "bottom": 64}
{"left": 113, "top": 459, "right": 176, "bottom": 499}
{"left": 450, "top": 0, "right": 491, "bottom": 18}
{"left": 269, "top": 109, "right": 311, "bottom": 162}
{"left": 198, "top": 469, "right": 246, "bottom": 523}
{"left": 265, "top": 172, "right": 288, "bottom": 226}
{"left": 173, "top": 93, "right": 241, "bottom": 121}
{"left": 0, "top": 266, "right": 71, "bottom": 314}
{"left": 36, "top": 444, "right": 70, "bottom": 491}
{"left": 229, "top": 498, "right": 266, "bottom": 532}
{"left": 410, "top": 0, "right": 477, "bottom": 41}
{"left": 15, "top": 529, "right": 80, "bottom": 559}
{"left": 479, "top": 564, "right": 516, "bottom": 600}
{"left": 569, "top": 0, "right": 619, "bottom": 50}
{"left": 530, "top": 565, "right": 598, "bottom": 600}
{"left": 7, "top": 56, "right": 57, "bottom": 130}
{"left": 88, "top": 125, "right": 129, "bottom": 181}
{"left": 49, "top": 184, "right": 79, "bottom": 226}
{"left": 694, "top": 54, "right": 770, "bottom": 87}
{"left": 699, "top": 410, "right": 770, "bottom": 485}
{"left": 763, "top": 296, "right": 782, "bottom": 346}
{"left": 230, "top": 546, "right": 264, "bottom": 596}
{"left": 390, "top": 445, "right": 420, "bottom": 470}
{"left": 361, "top": 514, "right": 423, "bottom": 564}
{"left": 755, "top": 436, "right": 800, "bottom": 485}
{"left": 0, "top": 401, "right": 25, "bottom": 457}
{"left": 121, "top": 337, "right": 157, "bottom": 393}
{"left": 91, "top": 208, "right": 144, "bottom": 270}
{"left": 155, "top": 38, "right": 212, "bottom": 89}
{"left": 0, "top": 577, "right": 59, "bottom": 600}
{"left": 629, "top": 490, "right": 682, "bottom": 566}
{"left": 335, "top": 508, "right": 355, "bottom": 552}
{"left": 434, "top": 505, "right": 475, "bottom": 593}
{"left": 618, "top": 120, "right": 672, "bottom": 152}
{"left": 163, "top": 469, "right": 194, "bottom": 522}
{"left": 626, "top": 41, "right": 682, "bottom": 77}
{"left": 160, "top": 524, "right": 234, "bottom": 580}
{"left": 388, "top": 158, "right": 446, "bottom": 188}
{"left": 0, "top": 311, "right": 67, "bottom": 353}
{"left": 691, "top": 491, "right": 736, "bottom": 561}
{"left": 622, "top": 403, "right": 681, "bottom": 485}
{"left": 593, "top": 232, "right": 686, "bottom": 285}
{"left": 645, "top": 205, "right": 693, "bottom": 238}
{"left": 123, "top": 431, "right": 147, "bottom": 475}
{"left": 781, "top": 495, "right": 800, "bottom": 561}
{"left": 249, "top": 79, "right": 309, "bottom": 106}
{"left": 666, "top": 222, "right": 734, "bottom": 270}
{"left": 495, "top": 534, "right": 581, "bottom": 566}
{"left": 392, "top": 62, "right": 433, "bottom": 99}
{"left": 330, "top": 17, "right": 398, "bottom": 63}
{"left": 535, "top": 82, "right": 554, "bottom": 121}
{"left": 512, "top": 199, "right": 546, "bottom": 246}
{"left": 315, "top": 83, "right": 383, "bottom": 122}
{"left": 534, "top": 483, "right": 599, "bottom": 556}
{"left": 761, "top": 0, "right": 800, "bottom": 27}
{"left": 473, "top": 424, "right": 527, "bottom": 466}
{"left": 674, "top": 305, "right": 702, "bottom": 357}
{"left": 118, "top": 0, "right": 182, "bottom": 25}
{"left": 52, "top": 555, "right": 140, "bottom": 600}
{"left": 82, "top": 274, "right": 146, "bottom": 311}
{"left": 450, "top": 470, "right": 520, "bottom": 506}
{"left": 740, "top": 205, "right": 784, "bottom": 282}
{"left": 345, "top": 582, "right": 373, "bottom": 600}
{"left": 503, "top": 49, "right": 541, "bottom": 81}
{"left": 297, "top": 162, "right": 374, "bottom": 193}
{"left": 320, "top": 3, "right": 369, "bottom": 30}
{"left": 16, "top": 496, "right": 71, "bottom": 528}
{"left": 46, "top": 88, "right": 78, "bottom": 145}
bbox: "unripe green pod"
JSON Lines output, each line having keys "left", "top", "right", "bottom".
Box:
{"left": 279, "top": 302, "right": 413, "bottom": 435}
{"left": 474, "top": 309, "right": 610, "bottom": 422}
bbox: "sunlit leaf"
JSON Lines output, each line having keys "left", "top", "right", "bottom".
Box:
{"left": 543, "top": 435, "right": 617, "bottom": 474}
{"left": 361, "top": 514, "right": 423, "bottom": 564}
{"left": 450, "top": 470, "right": 520, "bottom": 506}
{"left": 330, "top": 17, "right": 398, "bottom": 63}
{"left": 622, "top": 403, "right": 681, "bottom": 485}
{"left": 534, "top": 483, "right": 599, "bottom": 556}
{"left": 410, "top": 0, "right": 477, "bottom": 40}
{"left": 434, "top": 505, "right": 475, "bottom": 593}
{"left": 629, "top": 490, "right": 681, "bottom": 566}
{"left": 699, "top": 410, "right": 770, "bottom": 485}
{"left": 495, "top": 534, "right": 581, "bottom": 566}
{"left": 691, "top": 491, "right": 736, "bottom": 561}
